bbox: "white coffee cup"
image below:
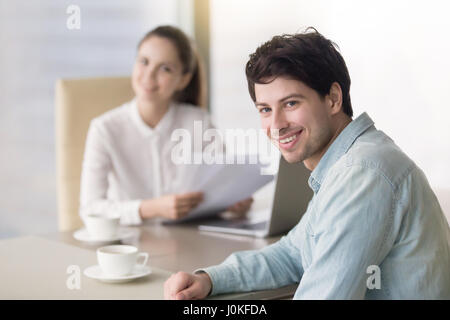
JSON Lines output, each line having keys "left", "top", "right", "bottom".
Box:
{"left": 84, "top": 213, "right": 120, "bottom": 240}
{"left": 97, "top": 245, "right": 149, "bottom": 277}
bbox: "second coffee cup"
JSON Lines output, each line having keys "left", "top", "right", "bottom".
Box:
{"left": 84, "top": 213, "right": 120, "bottom": 240}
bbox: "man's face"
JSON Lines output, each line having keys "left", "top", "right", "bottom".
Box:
{"left": 254, "top": 77, "right": 334, "bottom": 168}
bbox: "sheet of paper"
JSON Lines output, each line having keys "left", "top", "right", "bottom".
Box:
{"left": 166, "top": 155, "right": 275, "bottom": 223}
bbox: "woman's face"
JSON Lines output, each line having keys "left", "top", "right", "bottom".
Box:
{"left": 132, "top": 36, "right": 191, "bottom": 106}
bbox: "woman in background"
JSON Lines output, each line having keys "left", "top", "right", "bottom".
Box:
{"left": 79, "top": 26, "right": 252, "bottom": 225}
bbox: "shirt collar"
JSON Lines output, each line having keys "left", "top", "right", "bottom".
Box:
{"left": 130, "top": 98, "right": 177, "bottom": 137}
{"left": 308, "top": 112, "right": 375, "bottom": 193}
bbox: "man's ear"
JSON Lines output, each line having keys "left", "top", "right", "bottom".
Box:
{"left": 327, "top": 82, "right": 343, "bottom": 115}
{"left": 177, "top": 72, "right": 193, "bottom": 91}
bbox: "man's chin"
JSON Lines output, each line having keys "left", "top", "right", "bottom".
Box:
{"left": 280, "top": 151, "right": 304, "bottom": 164}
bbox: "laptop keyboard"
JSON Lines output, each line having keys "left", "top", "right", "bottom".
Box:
{"left": 201, "top": 219, "right": 268, "bottom": 231}
{"left": 238, "top": 221, "right": 267, "bottom": 230}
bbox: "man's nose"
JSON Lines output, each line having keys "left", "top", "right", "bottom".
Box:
{"left": 270, "top": 110, "right": 289, "bottom": 135}
{"left": 268, "top": 110, "right": 289, "bottom": 140}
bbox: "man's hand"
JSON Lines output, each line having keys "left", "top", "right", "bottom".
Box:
{"left": 164, "top": 271, "right": 212, "bottom": 300}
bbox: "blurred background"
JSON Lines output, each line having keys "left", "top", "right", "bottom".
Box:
{"left": 1, "top": 0, "right": 449, "bottom": 239}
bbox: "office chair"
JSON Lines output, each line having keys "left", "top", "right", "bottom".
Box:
{"left": 55, "top": 76, "right": 134, "bottom": 231}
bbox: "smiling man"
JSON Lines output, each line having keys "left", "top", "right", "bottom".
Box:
{"left": 164, "top": 28, "right": 450, "bottom": 299}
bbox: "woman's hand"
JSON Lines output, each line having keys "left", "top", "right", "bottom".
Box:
{"left": 227, "top": 197, "right": 254, "bottom": 217}
{"left": 140, "top": 192, "right": 204, "bottom": 220}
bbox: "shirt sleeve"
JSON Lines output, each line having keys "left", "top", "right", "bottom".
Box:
{"left": 194, "top": 225, "right": 304, "bottom": 296}
{"left": 295, "top": 164, "right": 396, "bottom": 299}
{"left": 79, "top": 119, "right": 143, "bottom": 226}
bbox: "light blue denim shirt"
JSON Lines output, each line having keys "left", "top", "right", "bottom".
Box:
{"left": 200, "top": 112, "right": 450, "bottom": 299}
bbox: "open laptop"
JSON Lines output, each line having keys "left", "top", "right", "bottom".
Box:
{"left": 198, "top": 156, "right": 313, "bottom": 237}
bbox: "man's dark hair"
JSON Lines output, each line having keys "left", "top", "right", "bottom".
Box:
{"left": 245, "top": 27, "right": 353, "bottom": 117}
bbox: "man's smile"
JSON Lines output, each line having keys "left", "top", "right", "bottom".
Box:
{"left": 277, "top": 129, "right": 303, "bottom": 150}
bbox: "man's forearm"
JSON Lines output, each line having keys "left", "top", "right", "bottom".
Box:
{"left": 197, "top": 238, "right": 302, "bottom": 296}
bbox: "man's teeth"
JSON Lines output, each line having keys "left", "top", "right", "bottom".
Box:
{"left": 280, "top": 134, "right": 297, "bottom": 144}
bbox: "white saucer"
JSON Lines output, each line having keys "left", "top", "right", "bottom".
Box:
{"left": 73, "top": 227, "right": 138, "bottom": 244}
{"left": 84, "top": 265, "right": 152, "bottom": 283}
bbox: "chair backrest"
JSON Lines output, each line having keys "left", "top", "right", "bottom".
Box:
{"left": 55, "top": 76, "right": 134, "bottom": 231}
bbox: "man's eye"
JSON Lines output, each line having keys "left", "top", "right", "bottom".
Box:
{"left": 139, "top": 58, "right": 148, "bottom": 65}
{"left": 161, "top": 65, "right": 172, "bottom": 72}
{"left": 286, "top": 101, "right": 298, "bottom": 107}
{"left": 259, "top": 107, "right": 271, "bottom": 113}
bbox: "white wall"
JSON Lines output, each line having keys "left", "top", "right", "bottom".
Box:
{"left": 210, "top": 0, "right": 450, "bottom": 221}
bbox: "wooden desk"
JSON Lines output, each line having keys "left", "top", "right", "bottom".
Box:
{"left": 0, "top": 220, "right": 297, "bottom": 299}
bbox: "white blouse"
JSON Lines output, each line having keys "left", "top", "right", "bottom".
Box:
{"left": 79, "top": 98, "right": 214, "bottom": 225}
